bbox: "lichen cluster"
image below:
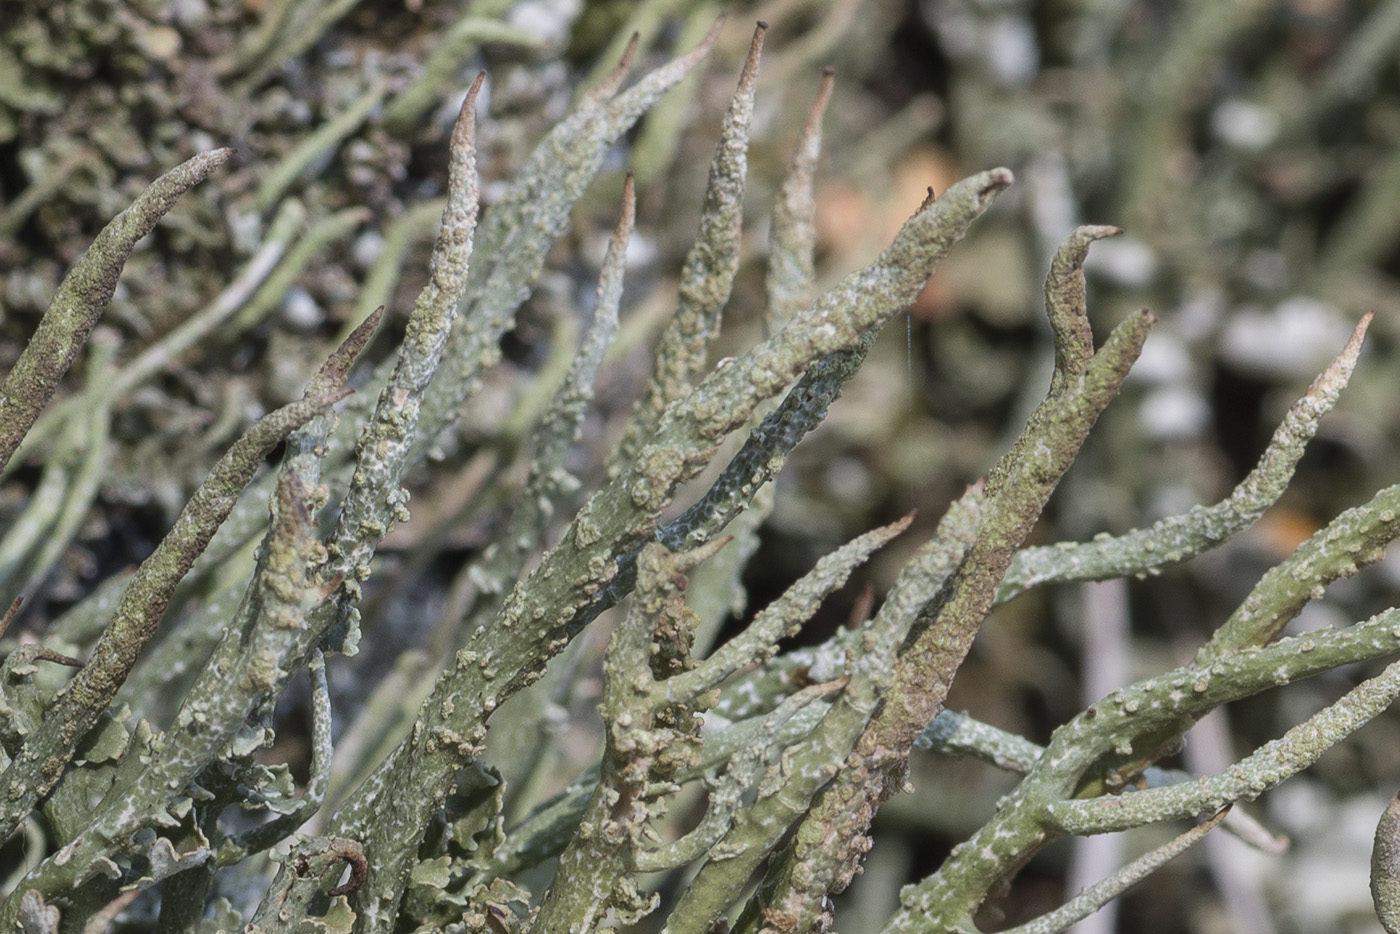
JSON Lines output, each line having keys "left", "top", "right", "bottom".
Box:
{"left": 4, "top": 3, "right": 1400, "bottom": 934}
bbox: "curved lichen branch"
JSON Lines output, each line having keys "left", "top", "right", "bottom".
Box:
{"left": 0, "top": 472, "right": 337, "bottom": 917}
{"left": 529, "top": 538, "right": 724, "bottom": 932}
{"left": 663, "top": 514, "right": 913, "bottom": 703}
{"left": 1049, "top": 654, "right": 1400, "bottom": 837}
{"left": 656, "top": 329, "right": 879, "bottom": 555}
{"left": 1201, "top": 470, "right": 1400, "bottom": 661}
{"left": 665, "top": 492, "right": 984, "bottom": 934}
{"left": 7, "top": 200, "right": 311, "bottom": 477}
{"left": 589, "top": 69, "right": 843, "bottom": 630}
{"left": 460, "top": 174, "right": 635, "bottom": 615}
{"left": 1075, "top": 487, "right": 1400, "bottom": 801}
{"left": 636, "top": 677, "right": 848, "bottom": 874}
{"left": 328, "top": 167, "right": 1011, "bottom": 934}
{"left": 885, "top": 602, "right": 1400, "bottom": 933}
{"left": 411, "top": 24, "right": 722, "bottom": 459}
{"left": 0, "top": 386, "right": 347, "bottom": 849}
{"left": 0, "top": 148, "right": 235, "bottom": 473}
{"left": 1044, "top": 225, "right": 1121, "bottom": 388}
{"left": 315, "top": 72, "right": 484, "bottom": 648}
{"left": 742, "top": 229, "right": 1152, "bottom": 933}
{"left": 188, "top": 27, "right": 725, "bottom": 650}
{"left": 611, "top": 20, "right": 766, "bottom": 475}
{"left": 767, "top": 65, "right": 836, "bottom": 326}
{"left": 998, "top": 311, "right": 1373, "bottom": 602}
{"left": 998, "top": 808, "right": 1230, "bottom": 934}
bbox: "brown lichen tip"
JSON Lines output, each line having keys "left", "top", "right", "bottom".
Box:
{"left": 1348, "top": 310, "right": 1375, "bottom": 355}
{"left": 456, "top": 71, "right": 487, "bottom": 133}
{"left": 743, "top": 22, "right": 767, "bottom": 76}
{"left": 1306, "top": 310, "right": 1373, "bottom": 397}
{"left": 1339, "top": 310, "right": 1375, "bottom": 367}
{"left": 197, "top": 147, "right": 238, "bottom": 169}
{"left": 311, "top": 305, "right": 384, "bottom": 393}
{"left": 619, "top": 172, "right": 637, "bottom": 225}
{"left": 619, "top": 31, "right": 641, "bottom": 69}
{"left": 0, "top": 596, "right": 20, "bottom": 640}
{"left": 447, "top": 72, "right": 485, "bottom": 190}
{"left": 593, "top": 33, "right": 643, "bottom": 101}
{"left": 804, "top": 68, "right": 836, "bottom": 133}
{"left": 163, "top": 148, "right": 236, "bottom": 196}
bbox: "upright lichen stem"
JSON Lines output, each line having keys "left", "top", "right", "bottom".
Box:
{"left": 0, "top": 149, "right": 233, "bottom": 473}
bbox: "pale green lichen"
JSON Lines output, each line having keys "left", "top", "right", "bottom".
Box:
{"left": 3, "top": 8, "right": 1400, "bottom": 934}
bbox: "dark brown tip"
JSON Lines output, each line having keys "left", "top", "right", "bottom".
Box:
{"left": 0, "top": 596, "right": 21, "bottom": 639}
{"left": 462, "top": 71, "right": 486, "bottom": 113}
{"left": 619, "top": 31, "right": 641, "bottom": 69}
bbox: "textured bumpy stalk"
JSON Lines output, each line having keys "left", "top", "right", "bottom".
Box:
{"left": 0, "top": 388, "right": 345, "bottom": 862}
{"left": 766, "top": 66, "right": 834, "bottom": 326}
{"left": 0, "top": 473, "right": 334, "bottom": 921}
{"left": 998, "top": 313, "right": 1373, "bottom": 603}
{"left": 590, "top": 65, "right": 840, "bottom": 645}
{"left": 474, "top": 508, "right": 912, "bottom": 889}
{"left": 409, "top": 23, "right": 723, "bottom": 461}
{"left": 184, "top": 23, "right": 726, "bottom": 646}
{"left": 326, "top": 168, "right": 1010, "bottom": 933}
{"left": 1044, "top": 652, "right": 1400, "bottom": 839}
{"left": 664, "top": 491, "right": 986, "bottom": 934}
{"left": 10, "top": 12, "right": 1398, "bottom": 931}
{"left": 454, "top": 176, "right": 636, "bottom": 628}
{"left": 6, "top": 199, "right": 306, "bottom": 477}
{"left": 995, "top": 808, "right": 1230, "bottom": 934}
{"left": 0, "top": 148, "right": 233, "bottom": 473}
{"left": 1202, "top": 472, "right": 1400, "bottom": 660}
{"left": 528, "top": 540, "right": 717, "bottom": 932}
{"left": 532, "top": 517, "right": 904, "bottom": 930}
{"left": 610, "top": 22, "right": 764, "bottom": 474}
{"left": 679, "top": 64, "right": 839, "bottom": 654}
{"left": 311, "top": 74, "right": 483, "bottom": 658}
{"left": 880, "top": 327, "right": 1389, "bottom": 933}
{"left": 739, "top": 228, "right": 1151, "bottom": 933}
{"left": 665, "top": 516, "right": 912, "bottom": 703}
{"left": 1067, "top": 474, "right": 1400, "bottom": 802}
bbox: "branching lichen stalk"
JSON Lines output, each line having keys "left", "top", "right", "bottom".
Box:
{"left": 0, "top": 388, "right": 347, "bottom": 913}
{"left": 611, "top": 22, "right": 764, "bottom": 474}
{"left": 998, "top": 313, "right": 1373, "bottom": 603}
{"left": 329, "top": 165, "right": 1007, "bottom": 934}
{"left": 742, "top": 229, "right": 1152, "bottom": 932}
{"left": 0, "top": 148, "right": 233, "bottom": 473}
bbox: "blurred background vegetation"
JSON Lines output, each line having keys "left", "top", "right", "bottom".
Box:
{"left": 3, "top": 0, "right": 1400, "bottom": 931}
